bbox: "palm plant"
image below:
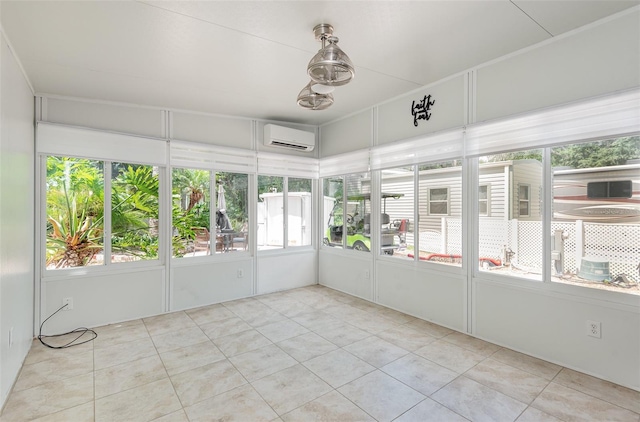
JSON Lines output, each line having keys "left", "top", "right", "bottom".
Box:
{"left": 111, "top": 165, "right": 160, "bottom": 259}
{"left": 47, "top": 193, "right": 104, "bottom": 268}
{"left": 46, "top": 157, "right": 104, "bottom": 268}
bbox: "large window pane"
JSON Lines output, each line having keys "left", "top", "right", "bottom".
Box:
{"left": 111, "top": 163, "right": 159, "bottom": 263}
{"left": 418, "top": 160, "right": 462, "bottom": 267}
{"left": 216, "top": 172, "right": 248, "bottom": 253}
{"left": 46, "top": 156, "right": 104, "bottom": 269}
{"left": 380, "top": 167, "right": 414, "bottom": 259}
{"left": 323, "top": 177, "right": 344, "bottom": 249}
{"left": 478, "top": 150, "right": 542, "bottom": 279}
{"left": 288, "top": 177, "right": 312, "bottom": 247}
{"left": 258, "top": 175, "right": 284, "bottom": 250}
{"left": 551, "top": 136, "right": 640, "bottom": 294}
{"left": 172, "top": 168, "right": 211, "bottom": 257}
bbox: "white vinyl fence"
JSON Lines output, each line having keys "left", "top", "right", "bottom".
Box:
{"left": 420, "top": 218, "right": 640, "bottom": 278}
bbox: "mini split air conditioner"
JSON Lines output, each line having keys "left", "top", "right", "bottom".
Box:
{"left": 264, "top": 124, "right": 315, "bottom": 152}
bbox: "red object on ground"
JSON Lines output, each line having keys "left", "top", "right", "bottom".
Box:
{"left": 407, "top": 253, "right": 501, "bottom": 267}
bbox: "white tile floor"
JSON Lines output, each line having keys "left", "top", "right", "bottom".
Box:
{"left": 1, "top": 285, "right": 639, "bottom": 421}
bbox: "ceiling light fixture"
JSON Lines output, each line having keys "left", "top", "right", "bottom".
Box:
{"left": 297, "top": 81, "right": 334, "bottom": 110}
{"left": 308, "top": 23, "right": 355, "bottom": 87}
{"left": 297, "top": 23, "right": 354, "bottom": 110}
{"left": 310, "top": 83, "right": 335, "bottom": 95}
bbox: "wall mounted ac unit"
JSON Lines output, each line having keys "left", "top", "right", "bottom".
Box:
{"left": 264, "top": 124, "right": 315, "bottom": 152}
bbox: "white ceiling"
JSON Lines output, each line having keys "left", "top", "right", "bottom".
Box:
{"left": 1, "top": 1, "right": 638, "bottom": 126}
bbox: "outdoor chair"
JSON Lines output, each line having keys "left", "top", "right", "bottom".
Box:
{"left": 192, "top": 227, "right": 210, "bottom": 254}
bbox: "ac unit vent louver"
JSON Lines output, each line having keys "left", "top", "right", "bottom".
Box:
{"left": 269, "top": 141, "right": 310, "bottom": 150}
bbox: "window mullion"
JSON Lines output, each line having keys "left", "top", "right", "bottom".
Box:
{"left": 542, "top": 148, "right": 552, "bottom": 283}
{"left": 104, "top": 161, "right": 112, "bottom": 266}
{"left": 283, "top": 176, "right": 288, "bottom": 248}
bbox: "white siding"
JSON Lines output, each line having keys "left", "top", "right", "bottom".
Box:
{"left": 480, "top": 166, "right": 508, "bottom": 219}
{"left": 512, "top": 160, "right": 543, "bottom": 221}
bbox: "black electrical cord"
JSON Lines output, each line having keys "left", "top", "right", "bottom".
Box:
{"left": 38, "top": 304, "right": 98, "bottom": 349}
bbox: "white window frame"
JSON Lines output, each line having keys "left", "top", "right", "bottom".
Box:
{"left": 479, "top": 184, "right": 490, "bottom": 216}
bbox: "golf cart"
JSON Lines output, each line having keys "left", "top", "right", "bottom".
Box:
{"left": 324, "top": 192, "right": 407, "bottom": 254}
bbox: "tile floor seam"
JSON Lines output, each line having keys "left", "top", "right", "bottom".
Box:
{"left": 330, "top": 386, "right": 380, "bottom": 422}
{"left": 94, "top": 366, "right": 169, "bottom": 402}
{"left": 527, "top": 396, "right": 570, "bottom": 422}
{"left": 488, "top": 352, "right": 561, "bottom": 382}
{"left": 552, "top": 370, "right": 640, "bottom": 415}
{"left": 247, "top": 376, "right": 287, "bottom": 418}
{"left": 463, "top": 359, "right": 554, "bottom": 407}
{"left": 165, "top": 370, "right": 190, "bottom": 412}
{"left": 545, "top": 380, "right": 640, "bottom": 418}
{"left": 391, "top": 397, "right": 472, "bottom": 422}
{"left": 458, "top": 357, "right": 535, "bottom": 402}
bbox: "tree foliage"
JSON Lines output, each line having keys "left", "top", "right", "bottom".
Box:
{"left": 551, "top": 136, "right": 639, "bottom": 169}
{"left": 484, "top": 136, "right": 639, "bottom": 168}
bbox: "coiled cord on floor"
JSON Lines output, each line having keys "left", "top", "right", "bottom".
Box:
{"left": 38, "top": 304, "right": 98, "bottom": 349}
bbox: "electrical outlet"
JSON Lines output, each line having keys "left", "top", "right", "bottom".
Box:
{"left": 587, "top": 320, "right": 601, "bottom": 338}
{"left": 63, "top": 297, "right": 73, "bottom": 311}
{"left": 364, "top": 270, "right": 370, "bottom": 279}
{"left": 237, "top": 269, "right": 243, "bottom": 278}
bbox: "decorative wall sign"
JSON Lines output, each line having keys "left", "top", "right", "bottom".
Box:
{"left": 411, "top": 94, "right": 435, "bottom": 127}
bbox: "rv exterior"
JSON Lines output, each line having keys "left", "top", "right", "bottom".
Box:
{"left": 377, "top": 161, "right": 639, "bottom": 239}
{"left": 553, "top": 163, "right": 640, "bottom": 223}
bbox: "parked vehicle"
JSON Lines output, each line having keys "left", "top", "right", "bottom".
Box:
{"left": 324, "top": 192, "right": 406, "bottom": 254}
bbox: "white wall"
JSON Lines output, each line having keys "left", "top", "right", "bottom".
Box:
{"left": 475, "top": 10, "right": 640, "bottom": 122}
{"left": 319, "top": 110, "right": 372, "bottom": 157}
{"left": 319, "top": 250, "right": 373, "bottom": 300}
{"left": 172, "top": 258, "right": 254, "bottom": 310}
{"left": 377, "top": 75, "right": 465, "bottom": 146}
{"left": 0, "top": 32, "right": 35, "bottom": 407}
{"left": 376, "top": 261, "right": 466, "bottom": 332}
{"left": 43, "top": 97, "right": 166, "bottom": 138}
{"left": 257, "top": 251, "right": 317, "bottom": 295}
{"left": 42, "top": 268, "right": 165, "bottom": 334}
{"left": 474, "top": 279, "right": 640, "bottom": 390}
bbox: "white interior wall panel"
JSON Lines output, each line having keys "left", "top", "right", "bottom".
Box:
{"left": 376, "top": 262, "right": 465, "bottom": 332}
{"left": 37, "top": 123, "right": 167, "bottom": 165}
{"left": 43, "top": 97, "right": 165, "bottom": 138}
{"left": 475, "top": 9, "right": 640, "bottom": 122}
{"left": 257, "top": 252, "right": 317, "bottom": 294}
{"left": 42, "top": 269, "right": 165, "bottom": 335}
{"left": 319, "top": 251, "right": 373, "bottom": 301}
{"left": 171, "top": 112, "right": 253, "bottom": 150}
{"left": 171, "top": 259, "right": 253, "bottom": 310}
{"left": 377, "top": 76, "right": 465, "bottom": 146}
{"left": 474, "top": 279, "right": 640, "bottom": 390}
{"left": 0, "top": 33, "right": 35, "bottom": 407}
{"left": 319, "top": 110, "right": 372, "bottom": 157}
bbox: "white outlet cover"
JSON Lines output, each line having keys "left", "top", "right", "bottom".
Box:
{"left": 586, "top": 320, "right": 601, "bottom": 338}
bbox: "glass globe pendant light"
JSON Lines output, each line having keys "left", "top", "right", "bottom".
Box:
{"left": 307, "top": 24, "right": 355, "bottom": 87}
{"left": 297, "top": 81, "right": 334, "bottom": 110}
